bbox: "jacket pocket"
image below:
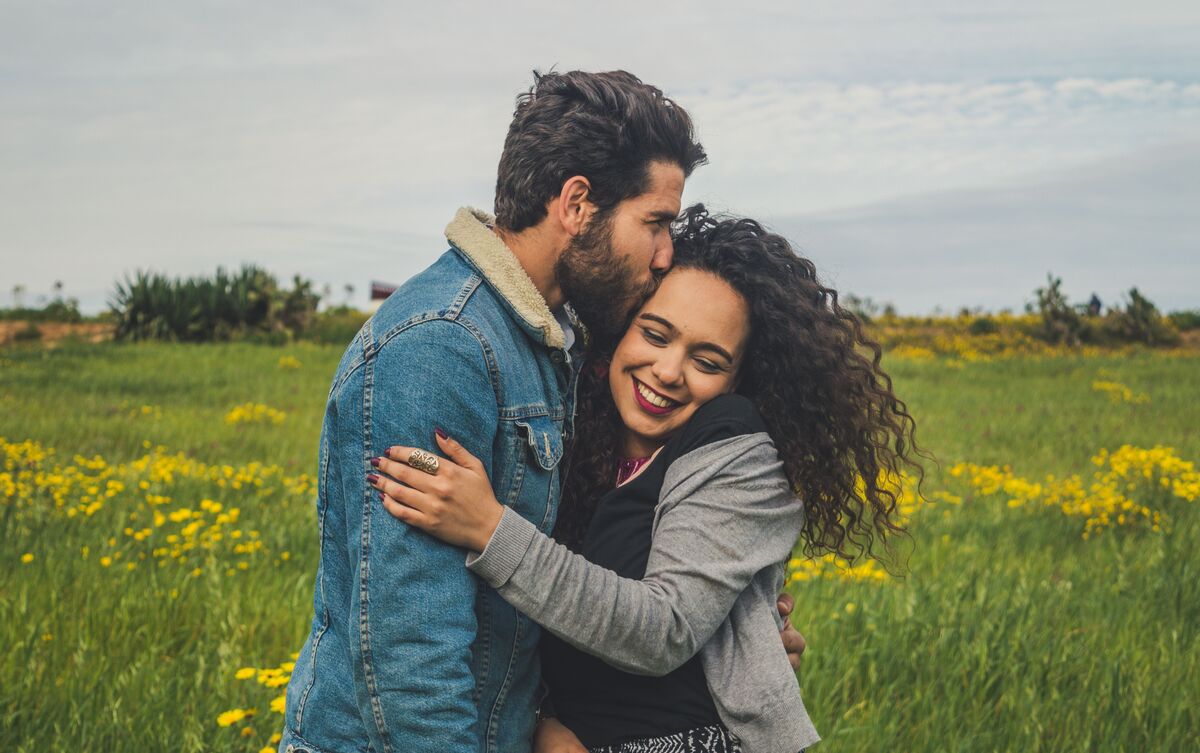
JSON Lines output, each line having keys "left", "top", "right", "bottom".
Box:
{"left": 515, "top": 414, "right": 564, "bottom": 470}
{"left": 511, "top": 414, "right": 563, "bottom": 532}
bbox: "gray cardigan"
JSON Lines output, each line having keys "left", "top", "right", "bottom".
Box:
{"left": 465, "top": 432, "right": 821, "bottom": 752}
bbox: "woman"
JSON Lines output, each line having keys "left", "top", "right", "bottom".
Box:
{"left": 368, "top": 206, "right": 925, "bottom": 752}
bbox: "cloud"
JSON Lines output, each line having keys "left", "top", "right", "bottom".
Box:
{"left": 685, "top": 77, "right": 1200, "bottom": 215}
{"left": 2, "top": 2, "right": 1199, "bottom": 312}
{"left": 764, "top": 140, "right": 1200, "bottom": 314}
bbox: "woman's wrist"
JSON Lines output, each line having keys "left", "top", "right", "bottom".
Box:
{"left": 474, "top": 502, "right": 504, "bottom": 553}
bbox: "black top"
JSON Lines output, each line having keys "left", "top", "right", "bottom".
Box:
{"left": 540, "top": 394, "right": 768, "bottom": 747}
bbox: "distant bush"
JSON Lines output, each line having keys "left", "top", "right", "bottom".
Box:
{"left": 1167, "top": 310, "right": 1200, "bottom": 331}
{"left": 968, "top": 317, "right": 999, "bottom": 335}
{"left": 1031, "top": 274, "right": 1092, "bottom": 346}
{"left": 0, "top": 299, "right": 83, "bottom": 323}
{"left": 1100, "top": 288, "right": 1180, "bottom": 346}
{"left": 109, "top": 266, "right": 320, "bottom": 343}
{"left": 305, "top": 306, "right": 370, "bottom": 345}
{"left": 13, "top": 322, "right": 43, "bottom": 342}
{"left": 1029, "top": 275, "right": 1179, "bottom": 348}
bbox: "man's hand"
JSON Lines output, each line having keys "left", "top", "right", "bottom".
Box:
{"left": 533, "top": 717, "right": 588, "bottom": 753}
{"left": 777, "top": 592, "right": 807, "bottom": 670}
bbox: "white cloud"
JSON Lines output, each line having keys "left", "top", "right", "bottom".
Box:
{"left": 2, "top": 1, "right": 1199, "bottom": 311}
{"left": 685, "top": 77, "right": 1200, "bottom": 216}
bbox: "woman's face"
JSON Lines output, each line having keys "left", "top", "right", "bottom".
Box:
{"left": 608, "top": 267, "right": 751, "bottom": 457}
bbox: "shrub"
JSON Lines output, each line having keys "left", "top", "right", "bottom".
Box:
{"left": 0, "top": 299, "right": 83, "bottom": 323}
{"left": 1031, "top": 274, "right": 1090, "bottom": 346}
{"left": 13, "top": 322, "right": 43, "bottom": 342}
{"left": 968, "top": 317, "right": 999, "bottom": 335}
{"left": 1167, "top": 309, "right": 1200, "bottom": 331}
{"left": 304, "top": 306, "right": 370, "bottom": 345}
{"left": 109, "top": 266, "right": 320, "bottom": 343}
{"left": 1101, "top": 288, "right": 1181, "bottom": 346}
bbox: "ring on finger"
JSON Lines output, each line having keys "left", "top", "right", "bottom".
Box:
{"left": 408, "top": 449, "right": 440, "bottom": 475}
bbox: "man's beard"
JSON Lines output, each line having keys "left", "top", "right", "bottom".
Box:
{"left": 555, "top": 210, "right": 659, "bottom": 350}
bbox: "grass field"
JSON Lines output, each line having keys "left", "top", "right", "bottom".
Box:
{"left": 2, "top": 342, "right": 1197, "bottom": 752}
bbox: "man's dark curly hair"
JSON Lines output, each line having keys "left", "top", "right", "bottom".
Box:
{"left": 556, "top": 205, "right": 929, "bottom": 565}
{"left": 494, "top": 70, "right": 707, "bottom": 233}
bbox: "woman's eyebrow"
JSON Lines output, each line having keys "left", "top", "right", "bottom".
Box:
{"left": 638, "top": 313, "right": 675, "bottom": 331}
{"left": 639, "top": 313, "right": 734, "bottom": 363}
{"left": 695, "top": 342, "right": 734, "bottom": 364}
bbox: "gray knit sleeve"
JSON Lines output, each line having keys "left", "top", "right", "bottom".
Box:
{"left": 465, "top": 432, "right": 804, "bottom": 676}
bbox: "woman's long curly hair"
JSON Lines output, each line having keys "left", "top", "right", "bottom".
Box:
{"left": 555, "top": 204, "right": 930, "bottom": 565}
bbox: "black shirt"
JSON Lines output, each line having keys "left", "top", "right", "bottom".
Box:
{"left": 540, "top": 394, "right": 768, "bottom": 747}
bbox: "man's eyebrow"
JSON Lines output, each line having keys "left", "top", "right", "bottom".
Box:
{"left": 638, "top": 313, "right": 735, "bottom": 363}
{"left": 647, "top": 210, "right": 677, "bottom": 221}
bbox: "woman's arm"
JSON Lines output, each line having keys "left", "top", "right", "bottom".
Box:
{"left": 468, "top": 431, "right": 802, "bottom": 675}
{"left": 372, "top": 430, "right": 804, "bottom": 675}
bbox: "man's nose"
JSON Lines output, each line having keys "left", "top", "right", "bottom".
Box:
{"left": 650, "top": 235, "right": 674, "bottom": 273}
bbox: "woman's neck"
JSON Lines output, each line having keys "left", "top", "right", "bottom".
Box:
{"left": 620, "top": 429, "right": 662, "bottom": 460}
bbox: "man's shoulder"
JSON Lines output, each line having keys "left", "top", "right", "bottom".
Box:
{"left": 366, "top": 247, "right": 526, "bottom": 355}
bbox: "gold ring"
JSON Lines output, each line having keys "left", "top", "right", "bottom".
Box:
{"left": 408, "top": 449, "right": 440, "bottom": 475}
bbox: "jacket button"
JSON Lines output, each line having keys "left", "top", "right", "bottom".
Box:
{"left": 550, "top": 351, "right": 565, "bottom": 364}
{"left": 285, "top": 745, "right": 294, "bottom": 753}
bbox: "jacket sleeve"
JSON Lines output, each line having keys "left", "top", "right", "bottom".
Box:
{"left": 343, "top": 319, "right": 497, "bottom": 752}
{"left": 465, "top": 433, "right": 803, "bottom": 676}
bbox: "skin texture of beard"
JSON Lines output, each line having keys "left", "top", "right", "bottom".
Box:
{"left": 555, "top": 210, "right": 658, "bottom": 349}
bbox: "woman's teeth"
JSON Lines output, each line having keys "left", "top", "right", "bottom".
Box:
{"left": 637, "top": 381, "right": 676, "bottom": 409}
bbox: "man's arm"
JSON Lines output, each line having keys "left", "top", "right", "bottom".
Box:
{"left": 348, "top": 319, "right": 498, "bottom": 753}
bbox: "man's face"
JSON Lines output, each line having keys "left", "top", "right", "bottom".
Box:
{"left": 555, "top": 160, "right": 685, "bottom": 345}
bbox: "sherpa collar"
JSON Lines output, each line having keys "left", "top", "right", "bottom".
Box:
{"left": 445, "top": 207, "right": 565, "bottom": 350}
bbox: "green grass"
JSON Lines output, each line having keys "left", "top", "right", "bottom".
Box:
{"left": 1, "top": 342, "right": 1197, "bottom": 752}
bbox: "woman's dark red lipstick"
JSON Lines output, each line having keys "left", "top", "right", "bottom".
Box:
{"left": 631, "top": 377, "right": 681, "bottom": 416}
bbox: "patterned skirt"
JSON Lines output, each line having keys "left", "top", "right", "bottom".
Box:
{"left": 588, "top": 724, "right": 741, "bottom": 753}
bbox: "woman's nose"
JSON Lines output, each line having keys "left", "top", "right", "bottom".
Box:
{"left": 652, "top": 354, "right": 684, "bottom": 386}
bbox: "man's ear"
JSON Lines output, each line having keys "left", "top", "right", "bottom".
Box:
{"left": 554, "top": 175, "right": 594, "bottom": 237}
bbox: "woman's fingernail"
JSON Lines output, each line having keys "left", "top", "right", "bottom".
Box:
{"left": 367, "top": 473, "right": 380, "bottom": 485}
{"left": 370, "top": 457, "right": 381, "bottom": 468}
{"left": 435, "top": 427, "right": 448, "bottom": 440}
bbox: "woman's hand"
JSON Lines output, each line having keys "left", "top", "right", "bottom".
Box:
{"left": 533, "top": 717, "right": 588, "bottom": 753}
{"left": 369, "top": 431, "right": 503, "bottom": 552}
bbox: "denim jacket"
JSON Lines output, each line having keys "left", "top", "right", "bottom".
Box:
{"left": 279, "top": 207, "right": 583, "bottom": 753}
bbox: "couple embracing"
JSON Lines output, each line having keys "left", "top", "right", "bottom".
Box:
{"left": 277, "top": 70, "right": 921, "bottom": 753}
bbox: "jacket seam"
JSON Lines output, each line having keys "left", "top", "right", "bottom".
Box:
{"left": 294, "top": 429, "right": 333, "bottom": 730}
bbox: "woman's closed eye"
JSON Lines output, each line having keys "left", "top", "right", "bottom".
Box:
{"left": 694, "top": 357, "right": 723, "bottom": 374}
{"left": 641, "top": 327, "right": 668, "bottom": 346}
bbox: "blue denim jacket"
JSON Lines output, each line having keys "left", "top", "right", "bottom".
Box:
{"left": 279, "top": 208, "right": 583, "bottom": 753}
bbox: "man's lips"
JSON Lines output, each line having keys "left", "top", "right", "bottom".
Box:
{"left": 631, "top": 377, "right": 681, "bottom": 416}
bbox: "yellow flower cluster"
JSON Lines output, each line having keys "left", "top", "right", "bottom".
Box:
{"left": 117, "top": 402, "right": 163, "bottom": 420}
{"left": 949, "top": 445, "right": 1197, "bottom": 538}
{"left": 1091, "top": 380, "right": 1150, "bottom": 404}
{"left": 2, "top": 436, "right": 312, "bottom": 573}
{"left": 225, "top": 403, "right": 287, "bottom": 426}
{"left": 788, "top": 553, "right": 890, "bottom": 584}
{"left": 219, "top": 656, "right": 297, "bottom": 745}
{"left": 784, "top": 471, "right": 957, "bottom": 585}
{"left": 277, "top": 355, "right": 302, "bottom": 370}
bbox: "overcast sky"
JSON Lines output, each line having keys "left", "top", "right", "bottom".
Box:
{"left": 2, "top": 1, "right": 1198, "bottom": 314}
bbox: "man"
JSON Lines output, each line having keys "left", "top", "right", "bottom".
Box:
{"left": 278, "top": 70, "right": 804, "bottom": 753}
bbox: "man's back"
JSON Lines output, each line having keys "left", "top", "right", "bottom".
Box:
{"left": 279, "top": 209, "right": 580, "bottom": 753}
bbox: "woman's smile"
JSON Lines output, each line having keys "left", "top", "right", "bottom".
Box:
{"left": 609, "top": 267, "right": 750, "bottom": 458}
{"left": 631, "top": 376, "right": 683, "bottom": 415}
